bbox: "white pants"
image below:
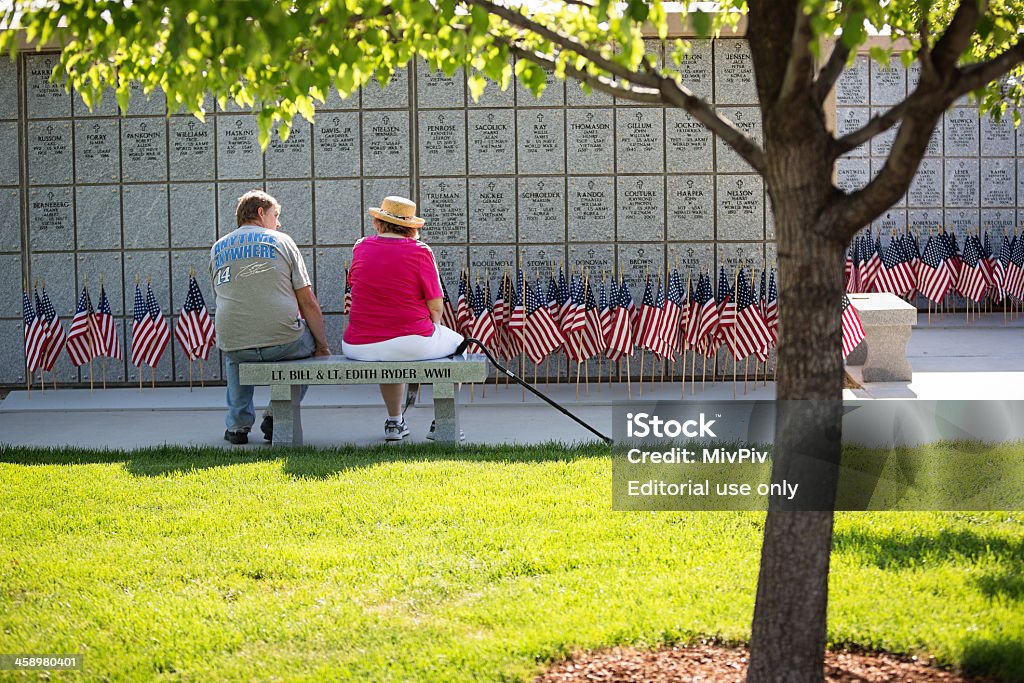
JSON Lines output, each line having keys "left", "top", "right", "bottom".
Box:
{"left": 342, "top": 324, "right": 463, "bottom": 362}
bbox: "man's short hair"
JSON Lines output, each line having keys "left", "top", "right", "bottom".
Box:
{"left": 235, "top": 190, "right": 279, "bottom": 227}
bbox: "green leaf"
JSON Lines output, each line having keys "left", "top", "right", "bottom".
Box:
{"left": 691, "top": 10, "right": 710, "bottom": 38}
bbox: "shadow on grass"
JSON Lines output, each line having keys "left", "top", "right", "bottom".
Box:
{"left": 961, "top": 636, "right": 1024, "bottom": 683}
{"left": 0, "top": 442, "right": 610, "bottom": 479}
{"left": 833, "top": 527, "right": 1024, "bottom": 569}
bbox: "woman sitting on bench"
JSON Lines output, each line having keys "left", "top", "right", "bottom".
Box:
{"left": 341, "top": 196, "right": 464, "bottom": 441}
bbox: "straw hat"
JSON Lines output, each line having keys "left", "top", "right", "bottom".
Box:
{"left": 368, "top": 196, "right": 425, "bottom": 229}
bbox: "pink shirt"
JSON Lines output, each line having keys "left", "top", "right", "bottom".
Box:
{"left": 343, "top": 235, "right": 444, "bottom": 345}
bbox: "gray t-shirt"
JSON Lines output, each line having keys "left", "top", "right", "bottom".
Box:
{"left": 209, "top": 225, "right": 312, "bottom": 351}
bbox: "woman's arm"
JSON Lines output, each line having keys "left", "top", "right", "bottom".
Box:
{"left": 426, "top": 297, "right": 443, "bottom": 324}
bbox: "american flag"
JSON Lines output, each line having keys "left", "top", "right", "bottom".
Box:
{"left": 135, "top": 284, "right": 170, "bottom": 368}
{"left": 714, "top": 266, "right": 735, "bottom": 345}
{"left": 979, "top": 232, "right": 997, "bottom": 294}
{"left": 342, "top": 264, "right": 352, "bottom": 315}
{"left": 601, "top": 279, "right": 616, "bottom": 349}
{"left": 23, "top": 289, "right": 49, "bottom": 372}
{"left": 561, "top": 274, "right": 586, "bottom": 336}
{"left": 1005, "top": 234, "right": 1024, "bottom": 301}
{"left": 456, "top": 270, "right": 473, "bottom": 336}
{"left": 66, "top": 285, "right": 97, "bottom": 367}
{"left": 579, "top": 279, "right": 605, "bottom": 360}
{"left": 39, "top": 285, "right": 66, "bottom": 373}
{"left": 649, "top": 278, "right": 673, "bottom": 360}
{"left": 556, "top": 269, "right": 571, "bottom": 328}
{"left": 439, "top": 278, "right": 459, "bottom": 332}
{"left": 841, "top": 294, "right": 865, "bottom": 359}
{"left": 874, "top": 234, "right": 916, "bottom": 296}
{"left": 917, "top": 235, "right": 954, "bottom": 303}
{"left": 992, "top": 233, "right": 1012, "bottom": 302}
{"left": 956, "top": 235, "right": 988, "bottom": 303}
{"left": 508, "top": 269, "right": 526, "bottom": 333}
{"left": 605, "top": 278, "right": 635, "bottom": 362}
{"left": 468, "top": 282, "right": 496, "bottom": 354}
{"left": 491, "top": 274, "right": 507, "bottom": 328}
{"left": 763, "top": 270, "right": 779, "bottom": 334}
{"left": 844, "top": 239, "right": 857, "bottom": 293}
{"left": 174, "top": 275, "right": 216, "bottom": 361}
{"left": 685, "top": 272, "right": 718, "bottom": 351}
{"left": 634, "top": 277, "right": 659, "bottom": 354}
{"left": 95, "top": 285, "right": 122, "bottom": 360}
{"left": 663, "top": 270, "right": 685, "bottom": 355}
{"left": 546, "top": 275, "right": 560, "bottom": 320}
{"left": 942, "top": 230, "right": 962, "bottom": 279}
{"left": 522, "top": 281, "right": 564, "bottom": 364}
{"left": 130, "top": 283, "right": 153, "bottom": 368}
{"left": 726, "top": 269, "right": 774, "bottom": 360}
{"left": 860, "top": 232, "right": 882, "bottom": 293}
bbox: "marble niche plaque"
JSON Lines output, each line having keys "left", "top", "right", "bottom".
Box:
{"left": 123, "top": 185, "right": 169, "bottom": 249}
{"left": 666, "top": 109, "right": 713, "bottom": 173}
{"left": 0, "top": 122, "right": 20, "bottom": 184}
{"left": 869, "top": 57, "right": 906, "bottom": 106}
{"left": 361, "top": 111, "right": 410, "bottom": 177}
{"left": 28, "top": 121, "right": 73, "bottom": 185}
{"left": 981, "top": 158, "right": 1015, "bottom": 206}
{"left": 565, "top": 74, "right": 612, "bottom": 107}
{"left": 674, "top": 40, "right": 713, "bottom": 102}
{"left": 170, "top": 184, "right": 216, "bottom": 248}
{"left": 469, "top": 245, "right": 516, "bottom": 284}
{"left": 835, "top": 108, "right": 869, "bottom": 157}
{"left": 568, "top": 244, "right": 615, "bottom": 280}
{"left": 667, "top": 243, "right": 714, "bottom": 277}
{"left": 716, "top": 175, "right": 764, "bottom": 241}
{"left": 419, "top": 178, "right": 467, "bottom": 244}
{"left": 169, "top": 118, "right": 215, "bottom": 181}
{"left": 870, "top": 158, "right": 905, "bottom": 206}
{"left": 314, "top": 179, "right": 362, "bottom": 245}
{"left": 72, "top": 120, "right": 118, "bottom": 183}
{"left": 77, "top": 251, "right": 124, "bottom": 315}
{"left": 417, "top": 62, "right": 465, "bottom": 109}
{"left": 944, "top": 209, "right": 979, "bottom": 237}
{"left": 981, "top": 208, "right": 1014, "bottom": 237}
{"left": 870, "top": 108, "right": 898, "bottom": 158}
{"left": 907, "top": 158, "right": 942, "bottom": 206}
{"left": 716, "top": 107, "right": 761, "bottom": 173}
{"left": 468, "top": 109, "right": 515, "bottom": 175}
{"left": 714, "top": 40, "right": 757, "bottom": 105}
{"left": 619, "top": 244, "right": 664, "bottom": 290}
{"left": 907, "top": 208, "right": 943, "bottom": 233}
{"left": 667, "top": 175, "right": 714, "bottom": 241}
{"left": 617, "top": 108, "right": 664, "bottom": 174}
{"left": 0, "top": 188, "right": 21, "bottom": 251}
{"left": 717, "top": 243, "right": 764, "bottom": 274}
{"left": 29, "top": 187, "right": 74, "bottom": 251}
{"left": 266, "top": 180, "right": 313, "bottom": 246}
{"left": 835, "top": 56, "right": 869, "bottom": 106}
{"left": 127, "top": 81, "right": 166, "bottom": 115}
{"left": 517, "top": 110, "right": 565, "bottom": 175}
{"left": 945, "top": 159, "right": 979, "bottom": 207}
{"left": 518, "top": 177, "right": 566, "bottom": 243}
{"left": 0, "top": 254, "right": 21, "bottom": 316}
{"left": 468, "top": 177, "right": 516, "bottom": 243}
{"left": 431, "top": 246, "right": 468, "bottom": 290}
{"left": 313, "top": 112, "right": 360, "bottom": 178}
{"left": 872, "top": 209, "right": 907, "bottom": 235}
{"left": 121, "top": 119, "right": 167, "bottom": 182}
{"left": 471, "top": 67, "right": 516, "bottom": 108}
{"left": 1019, "top": 160, "right": 1024, "bottom": 216}
{"left": 520, "top": 245, "right": 564, "bottom": 278}
{"left": 313, "top": 246, "right": 351, "bottom": 314}
{"left": 981, "top": 113, "right": 1015, "bottom": 157}
{"left": 217, "top": 116, "right": 263, "bottom": 180}
{"left": 360, "top": 67, "right": 409, "bottom": 109}
{"left": 835, "top": 158, "right": 870, "bottom": 194}
{"left": 217, "top": 181, "right": 258, "bottom": 237}
{"left": 75, "top": 186, "right": 122, "bottom": 250}
{"left": 516, "top": 60, "right": 564, "bottom": 107}
{"left": 419, "top": 110, "right": 466, "bottom": 176}
{"left": 944, "top": 108, "right": 979, "bottom": 157}
{"left": 26, "top": 54, "right": 70, "bottom": 119}
{"left": 566, "top": 109, "right": 614, "bottom": 174}
{"left": 617, "top": 176, "right": 664, "bottom": 242}
{"left": 266, "top": 118, "right": 312, "bottom": 179}
{"left": 567, "top": 176, "right": 614, "bottom": 243}
{"left": 0, "top": 58, "right": 17, "bottom": 120}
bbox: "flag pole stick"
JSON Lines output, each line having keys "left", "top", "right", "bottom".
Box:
{"left": 151, "top": 366, "right": 155, "bottom": 389}
{"left": 188, "top": 359, "right": 193, "bottom": 392}
{"left": 638, "top": 349, "right": 645, "bottom": 398}
{"left": 200, "top": 358, "right": 205, "bottom": 388}
{"left": 102, "top": 359, "right": 107, "bottom": 390}
{"left": 732, "top": 264, "right": 741, "bottom": 400}
{"left": 626, "top": 355, "right": 632, "bottom": 400}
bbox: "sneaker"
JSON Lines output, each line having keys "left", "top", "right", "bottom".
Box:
{"left": 384, "top": 418, "right": 410, "bottom": 442}
{"left": 425, "top": 420, "right": 465, "bottom": 442}
{"left": 260, "top": 415, "right": 273, "bottom": 442}
{"left": 224, "top": 429, "right": 248, "bottom": 445}
{"left": 402, "top": 383, "right": 419, "bottom": 414}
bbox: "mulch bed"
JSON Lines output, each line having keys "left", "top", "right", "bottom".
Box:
{"left": 536, "top": 645, "right": 997, "bottom": 682}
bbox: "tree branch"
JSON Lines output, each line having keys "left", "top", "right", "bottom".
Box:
{"left": 930, "top": 0, "right": 984, "bottom": 74}
{"left": 953, "top": 40, "right": 1024, "bottom": 97}
{"left": 777, "top": 4, "right": 815, "bottom": 105}
{"left": 831, "top": 98, "right": 916, "bottom": 157}
{"left": 812, "top": 38, "right": 851, "bottom": 106}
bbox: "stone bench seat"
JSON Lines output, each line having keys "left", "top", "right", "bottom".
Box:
{"left": 846, "top": 293, "right": 918, "bottom": 382}
{"left": 238, "top": 354, "right": 488, "bottom": 445}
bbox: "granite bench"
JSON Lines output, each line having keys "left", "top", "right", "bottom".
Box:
{"left": 845, "top": 293, "right": 918, "bottom": 382}
{"left": 238, "top": 355, "right": 488, "bottom": 445}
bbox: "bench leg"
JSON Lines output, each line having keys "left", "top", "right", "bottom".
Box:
{"left": 432, "top": 383, "right": 461, "bottom": 444}
{"left": 862, "top": 324, "right": 913, "bottom": 382}
{"left": 270, "top": 385, "right": 303, "bottom": 446}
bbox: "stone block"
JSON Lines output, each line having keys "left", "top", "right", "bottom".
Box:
{"left": 871, "top": 209, "right": 906, "bottom": 235}
{"left": 517, "top": 110, "right": 565, "bottom": 175}
{"left": 419, "top": 110, "right": 466, "bottom": 176}
{"left": 361, "top": 178, "right": 411, "bottom": 234}
{"left": 715, "top": 107, "right": 760, "bottom": 172}
{"left": 907, "top": 209, "right": 943, "bottom": 234}
{"left": 667, "top": 243, "right": 714, "bottom": 276}
{"left": 471, "top": 72, "right": 515, "bottom": 108}
{"left": 981, "top": 158, "right": 1014, "bottom": 206}
{"left": 981, "top": 113, "right": 1015, "bottom": 156}
{"left": 25, "top": 54, "right": 70, "bottom": 118}
{"left": 715, "top": 175, "right": 763, "bottom": 241}
{"left": 361, "top": 111, "right": 410, "bottom": 177}
{"left": 468, "top": 109, "right": 516, "bottom": 174}
{"left": 907, "top": 158, "right": 942, "bottom": 206}
{"left": 431, "top": 246, "right": 467, "bottom": 288}
{"left": 835, "top": 108, "right": 869, "bottom": 157}
{"left": 30, "top": 252, "right": 76, "bottom": 319}
{"left": 0, "top": 253, "right": 20, "bottom": 316}
{"left": 0, "top": 58, "right": 18, "bottom": 120}
{"left": 836, "top": 157, "right": 870, "bottom": 194}
{"left": 836, "top": 55, "right": 869, "bottom": 105}
{"left": 981, "top": 209, "right": 1014, "bottom": 237}
{"left": 846, "top": 293, "right": 917, "bottom": 382}
{"left": 666, "top": 109, "right": 714, "bottom": 172}
{"left": 0, "top": 319, "right": 26, "bottom": 384}
{"left": 314, "top": 246, "right": 351, "bottom": 314}
{"left": 944, "top": 208, "right": 979, "bottom": 236}
{"left": 468, "top": 177, "right": 516, "bottom": 243}
{"left": 0, "top": 122, "right": 20, "bottom": 184}
{"left": 469, "top": 245, "right": 516, "bottom": 282}
{"left": 126, "top": 81, "right": 166, "bottom": 115}
{"left": 313, "top": 112, "right": 361, "bottom": 177}
{"left": 518, "top": 177, "right": 566, "bottom": 243}
{"left": 27, "top": 121, "right": 73, "bottom": 185}
{"left": 564, "top": 109, "right": 613, "bottom": 174}
{"left": 266, "top": 180, "right": 313, "bottom": 246}
{"left": 77, "top": 251, "right": 124, "bottom": 315}
{"left": 419, "top": 178, "right": 467, "bottom": 244}
{"left": 519, "top": 245, "right": 564, "bottom": 277}
{"left": 170, "top": 183, "right": 216, "bottom": 248}
{"left": 216, "top": 115, "right": 263, "bottom": 180}
{"left": 266, "top": 117, "right": 312, "bottom": 179}
{"left": 944, "top": 107, "right": 979, "bottom": 156}
{"left": 568, "top": 176, "right": 614, "bottom": 243}
{"left": 714, "top": 39, "right": 757, "bottom": 104}
{"left": 123, "top": 184, "right": 169, "bottom": 249}
{"left": 169, "top": 118, "right": 215, "bottom": 181}
{"left": 360, "top": 67, "right": 410, "bottom": 109}
{"left": 717, "top": 243, "right": 765, "bottom": 275}
{"left": 667, "top": 175, "right": 714, "bottom": 241}
{"left": 75, "top": 185, "right": 122, "bottom": 250}
{"left": 218, "top": 181, "right": 261, "bottom": 237}
{"left": 617, "top": 108, "right": 664, "bottom": 174}
{"left": 169, "top": 93, "right": 215, "bottom": 116}
{"left": 0, "top": 188, "right": 20, "bottom": 251}
{"left": 314, "top": 179, "right": 362, "bottom": 245}
{"left": 121, "top": 119, "right": 167, "bottom": 182}
{"left": 323, "top": 313, "right": 344, "bottom": 356}
{"left": 171, "top": 251, "right": 216, "bottom": 315}
{"left": 618, "top": 244, "right": 664, "bottom": 291}
{"left": 75, "top": 119, "right": 121, "bottom": 183}
{"left": 568, "top": 243, "right": 614, "bottom": 279}
{"left": 417, "top": 61, "right": 465, "bottom": 108}
{"left": 28, "top": 187, "right": 74, "bottom": 251}
{"left": 617, "top": 176, "right": 664, "bottom": 242}
{"left": 565, "top": 76, "right": 613, "bottom": 107}
{"left": 944, "top": 158, "right": 980, "bottom": 207}
{"left": 869, "top": 57, "right": 906, "bottom": 106}
{"left": 672, "top": 40, "right": 713, "bottom": 102}
{"left": 515, "top": 60, "right": 564, "bottom": 106}
{"left": 124, "top": 250, "right": 171, "bottom": 312}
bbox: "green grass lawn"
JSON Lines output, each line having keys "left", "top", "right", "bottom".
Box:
{"left": 0, "top": 443, "right": 1021, "bottom": 682}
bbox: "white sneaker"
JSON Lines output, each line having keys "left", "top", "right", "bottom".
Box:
{"left": 425, "top": 420, "right": 465, "bottom": 442}
{"left": 384, "top": 418, "right": 410, "bottom": 441}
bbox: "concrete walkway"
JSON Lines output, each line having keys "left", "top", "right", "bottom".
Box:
{"left": 2, "top": 314, "right": 1022, "bottom": 449}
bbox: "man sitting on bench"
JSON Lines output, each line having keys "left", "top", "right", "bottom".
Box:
{"left": 341, "top": 196, "right": 464, "bottom": 442}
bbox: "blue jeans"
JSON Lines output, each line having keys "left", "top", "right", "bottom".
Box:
{"left": 223, "top": 326, "right": 315, "bottom": 432}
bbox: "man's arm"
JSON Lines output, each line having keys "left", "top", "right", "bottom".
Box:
{"left": 426, "top": 297, "right": 443, "bottom": 324}
{"left": 295, "top": 286, "right": 331, "bottom": 356}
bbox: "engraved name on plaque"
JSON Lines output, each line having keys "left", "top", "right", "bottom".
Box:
{"left": 944, "top": 159, "right": 979, "bottom": 207}
{"left": 169, "top": 118, "right": 214, "bottom": 181}
{"left": 314, "top": 113, "right": 360, "bottom": 178}
{"left": 836, "top": 56, "right": 869, "bottom": 106}
{"left": 29, "top": 121, "right": 72, "bottom": 185}
{"left": 617, "top": 177, "right": 664, "bottom": 242}
{"left": 566, "top": 110, "right": 613, "bottom": 174}
{"left": 944, "top": 108, "right": 980, "bottom": 156}
{"left": 419, "top": 111, "right": 466, "bottom": 176}
{"left": 568, "top": 177, "right": 614, "bottom": 243}
{"left": 617, "top": 109, "right": 664, "bottom": 174}
{"left": 122, "top": 119, "right": 167, "bottom": 181}
{"left": 667, "top": 176, "right": 713, "bottom": 241}
{"left": 907, "top": 159, "right": 942, "bottom": 206}
{"left": 266, "top": 119, "right": 311, "bottom": 178}
{"left": 468, "top": 110, "right": 515, "bottom": 175}
{"left": 218, "top": 116, "right": 261, "bottom": 180}
{"left": 362, "top": 111, "right": 410, "bottom": 176}
{"left": 716, "top": 175, "right": 764, "bottom": 240}
{"left": 518, "top": 110, "right": 564, "bottom": 175}
{"left": 519, "top": 178, "right": 566, "bottom": 242}
{"left": 870, "top": 58, "right": 906, "bottom": 106}
{"left": 675, "top": 40, "right": 713, "bottom": 101}
{"left": 981, "top": 158, "right": 1014, "bottom": 206}
{"left": 716, "top": 108, "right": 760, "bottom": 172}
{"left": 469, "top": 178, "right": 516, "bottom": 244}
{"left": 714, "top": 40, "right": 757, "bottom": 104}
{"left": 29, "top": 188, "right": 74, "bottom": 251}
{"left": 666, "top": 109, "right": 713, "bottom": 172}
{"left": 419, "top": 179, "right": 467, "bottom": 244}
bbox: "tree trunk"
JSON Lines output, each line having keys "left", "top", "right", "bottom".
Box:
{"left": 746, "top": 149, "right": 846, "bottom": 682}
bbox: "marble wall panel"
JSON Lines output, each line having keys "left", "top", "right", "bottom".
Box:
{"left": 517, "top": 110, "right": 565, "bottom": 175}
{"left": 29, "top": 187, "right": 74, "bottom": 251}
{"left": 216, "top": 115, "right": 263, "bottom": 180}
{"left": 266, "top": 118, "right": 312, "bottom": 179}
{"left": 123, "top": 184, "right": 169, "bottom": 248}
{"left": 313, "top": 111, "right": 361, "bottom": 178}
{"left": 518, "top": 177, "right": 566, "bottom": 243}
{"left": 617, "top": 176, "right": 664, "bottom": 242}
{"left": 468, "top": 109, "right": 516, "bottom": 175}
{"left": 121, "top": 119, "right": 167, "bottom": 182}
{"left": 568, "top": 176, "right": 615, "bottom": 244}
{"left": 469, "top": 177, "right": 517, "bottom": 243}
{"left": 0, "top": 122, "right": 21, "bottom": 184}
{"left": 0, "top": 58, "right": 18, "bottom": 120}
{"left": 419, "top": 177, "right": 468, "bottom": 244}
{"left": 314, "top": 179, "right": 362, "bottom": 244}
{"left": 266, "top": 180, "right": 313, "bottom": 246}
{"left": 666, "top": 109, "right": 714, "bottom": 172}
{"left": 25, "top": 54, "right": 69, "bottom": 118}
{"left": 419, "top": 110, "right": 466, "bottom": 176}
{"left": 75, "top": 119, "right": 120, "bottom": 183}
{"left": 361, "top": 111, "right": 410, "bottom": 177}
{"left": 617, "top": 108, "right": 664, "bottom": 174}
{"left": 0, "top": 188, "right": 21, "bottom": 251}
{"left": 28, "top": 120, "right": 73, "bottom": 185}
{"left": 667, "top": 175, "right": 714, "bottom": 241}
{"left": 716, "top": 175, "right": 763, "bottom": 241}
{"left": 169, "top": 183, "right": 217, "bottom": 248}
{"left": 75, "top": 185, "right": 122, "bottom": 250}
